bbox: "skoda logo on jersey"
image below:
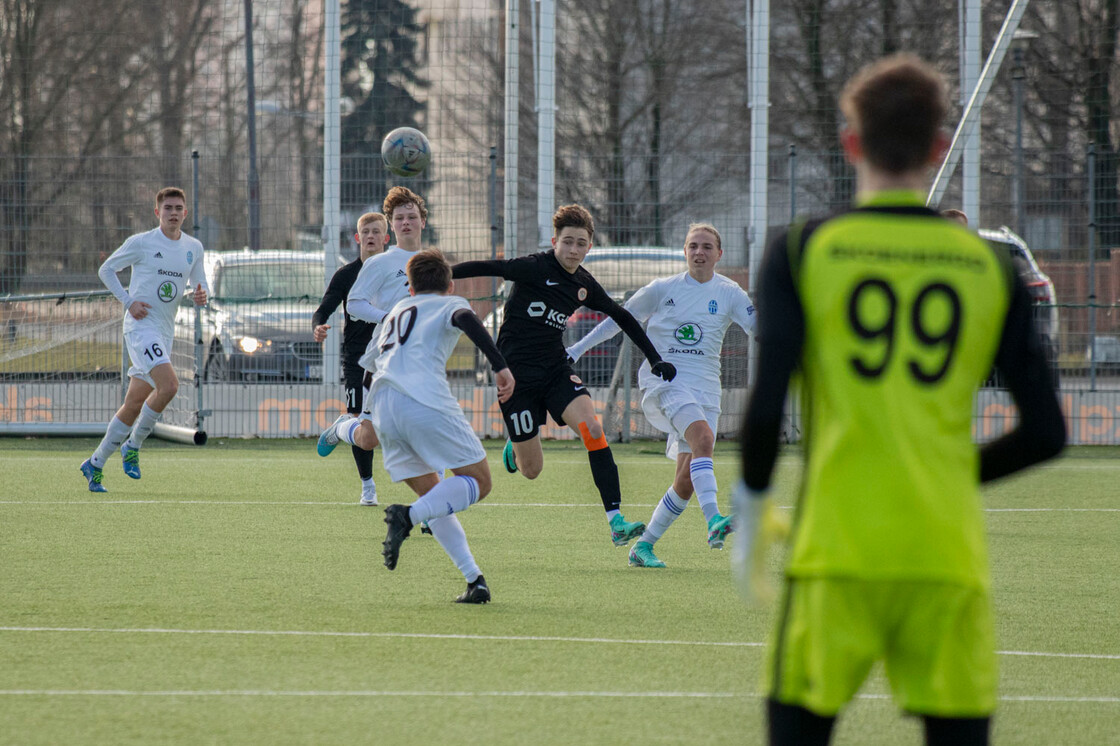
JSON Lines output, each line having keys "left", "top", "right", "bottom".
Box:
{"left": 158, "top": 281, "right": 177, "bottom": 303}
{"left": 527, "top": 301, "right": 547, "bottom": 317}
{"left": 674, "top": 323, "right": 701, "bottom": 346}
{"left": 708, "top": 300, "right": 718, "bottom": 314}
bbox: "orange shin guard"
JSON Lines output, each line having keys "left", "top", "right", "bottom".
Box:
{"left": 578, "top": 421, "right": 609, "bottom": 451}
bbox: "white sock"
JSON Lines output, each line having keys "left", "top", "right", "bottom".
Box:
{"left": 336, "top": 417, "right": 360, "bottom": 445}
{"left": 639, "top": 487, "right": 688, "bottom": 545}
{"left": 361, "top": 477, "right": 375, "bottom": 490}
{"left": 125, "top": 403, "right": 161, "bottom": 451}
{"left": 407, "top": 475, "right": 480, "bottom": 526}
{"left": 689, "top": 457, "right": 720, "bottom": 521}
{"left": 91, "top": 417, "right": 134, "bottom": 468}
{"left": 427, "top": 514, "right": 481, "bottom": 582}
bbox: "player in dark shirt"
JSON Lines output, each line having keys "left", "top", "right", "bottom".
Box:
{"left": 453, "top": 204, "right": 677, "bottom": 546}
{"left": 312, "top": 211, "right": 389, "bottom": 506}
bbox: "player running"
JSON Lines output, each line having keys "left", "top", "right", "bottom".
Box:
{"left": 80, "top": 187, "right": 208, "bottom": 492}
{"left": 311, "top": 211, "right": 390, "bottom": 506}
{"left": 367, "top": 250, "right": 514, "bottom": 603}
{"left": 566, "top": 223, "right": 756, "bottom": 567}
{"left": 451, "top": 204, "right": 677, "bottom": 547}
{"left": 315, "top": 186, "right": 426, "bottom": 470}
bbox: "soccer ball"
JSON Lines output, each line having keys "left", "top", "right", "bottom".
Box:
{"left": 381, "top": 127, "right": 431, "bottom": 177}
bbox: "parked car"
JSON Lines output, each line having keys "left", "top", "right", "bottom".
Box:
{"left": 474, "top": 247, "right": 751, "bottom": 386}
{"left": 1087, "top": 335, "right": 1120, "bottom": 372}
{"left": 978, "top": 227, "right": 1060, "bottom": 384}
{"left": 174, "top": 250, "right": 331, "bottom": 382}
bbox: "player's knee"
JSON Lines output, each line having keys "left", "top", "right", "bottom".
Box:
{"left": 521, "top": 462, "right": 542, "bottom": 479}
{"left": 692, "top": 428, "right": 715, "bottom": 456}
{"left": 474, "top": 472, "right": 492, "bottom": 498}
{"left": 577, "top": 420, "right": 608, "bottom": 451}
{"left": 159, "top": 378, "right": 179, "bottom": 400}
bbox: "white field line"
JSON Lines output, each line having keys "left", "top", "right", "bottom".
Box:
{"left": 0, "top": 626, "right": 1116, "bottom": 661}
{"left": 0, "top": 689, "right": 1115, "bottom": 704}
{"left": 0, "top": 500, "right": 1117, "bottom": 512}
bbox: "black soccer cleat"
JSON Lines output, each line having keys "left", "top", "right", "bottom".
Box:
{"left": 455, "top": 574, "right": 491, "bottom": 604}
{"left": 381, "top": 504, "right": 413, "bottom": 571}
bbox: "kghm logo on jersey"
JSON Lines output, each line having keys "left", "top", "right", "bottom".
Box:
{"left": 158, "top": 281, "right": 177, "bottom": 303}
{"left": 674, "top": 323, "right": 701, "bottom": 346}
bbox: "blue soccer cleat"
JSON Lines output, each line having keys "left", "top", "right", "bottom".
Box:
{"left": 120, "top": 444, "right": 141, "bottom": 480}
{"left": 707, "top": 513, "right": 735, "bottom": 550}
{"left": 628, "top": 541, "right": 667, "bottom": 568}
{"left": 609, "top": 513, "right": 645, "bottom": 547}
{"left": 80, "top": 459, "right": 107, "bottom": 493}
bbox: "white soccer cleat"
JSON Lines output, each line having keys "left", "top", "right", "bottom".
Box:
{"left": 360, "top": 482, "right": 378, "bottom": 506}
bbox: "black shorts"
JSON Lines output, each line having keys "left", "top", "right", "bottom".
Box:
{"left": 342, "top": 362, "right": 365, "bottom": 415}
{"left": 500, "top": 363, "right": 590, "bottom": 442}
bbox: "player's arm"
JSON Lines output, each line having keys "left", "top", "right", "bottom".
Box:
{"left": 312, "top": 266, "right": 352, "bottom": 340}
{"left": 451, "top": 255, "right": 540, "bottom": 282}
{"left": 731, "top": 287, "right": 757, "bottom": 335}
{"left": 589, "top": 287, "right": 674, "bottom": 380}
{"left": 978, "top": 276, "right": 1066, "bottom": 481}
{"left": 452, "top": 309, "right": 514, "bottom": 401}
{"left": 98, "top": 236, "right": 144, "bottom": 316}
{"left": 733, "top": 228, "right": 802, "bottom": 604}
{"left": 188, "top": 244, "right": 209, "bottom": 305}
{"left": 346, "top": 261, "right": 391, "bottom": 324}
{"left": 568, "top": 283, "right": 658, "bottom": 362}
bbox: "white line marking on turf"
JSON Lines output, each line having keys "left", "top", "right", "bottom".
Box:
{"left": 0, "top": 690, "right": 1115, "bottom": 703}
{"left": 1, "top": 626, "right": 1116, "bottom": 660}
{"left": 1, "top": 500, "right": 1117, "bottom": 513}
{"left": 0, "top": 626, "right": 760, "bottom": 648}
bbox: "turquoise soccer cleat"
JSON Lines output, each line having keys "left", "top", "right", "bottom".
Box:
{"left": 317, "top": 414, "right": 348, "bottom": 457}
{"left": 707, "top": 513, "right": 735, "bottom": 550}
{"left": 609, "top": 513, "right": 645, "bottom": 547}
{"left": 501, "top": 439, "right": 518, "bottom": 474}
{"left": 628, "top": 541, "right": 667, "bottom": 568}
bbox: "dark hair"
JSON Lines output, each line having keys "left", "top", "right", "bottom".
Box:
{"left": 406, "top": 249, "right": 452, "bottom": 293}
{"left": 552, "top": 204, "right": 595, "bottom": 239}
{"left": 383, "top": 186, "right": 428, "bottom": 223}
{"left": 155, "top": 187, "right": 187, "bottom": 208}
{"left": 839, "top": 54, "right": 948, "bottom": 174}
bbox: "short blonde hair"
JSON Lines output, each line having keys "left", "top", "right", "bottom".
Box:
{"left": 685, "top": 222, "right": 722, "bottom": 251}
{"left": 357, "top": 212, "right": 387, "bottom": 231}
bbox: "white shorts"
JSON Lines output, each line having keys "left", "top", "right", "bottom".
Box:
{"left": 125, "top": 329, "right": 173, "bottom": 386}
{"left": 369, "top": 386, "right": 486, "bottom": 482}
{"left": 641, "top": 381, "right": 721, "bottom": 460}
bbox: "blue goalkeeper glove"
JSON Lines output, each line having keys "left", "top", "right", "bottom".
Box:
{"left": 731, "top": 480, "right": 790, "bottom": 605}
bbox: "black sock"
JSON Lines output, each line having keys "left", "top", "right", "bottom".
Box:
{"left": 587, "top": 446, "right": 621, "bottom": 513}
{"left": 767, "top": 699, "right": 835, "bottom": 746}
{"left": 923, "top": 715, "right": 990, "bottom": 746}
{"left": 352, "top": 444, "right": 373, "bottom": 481}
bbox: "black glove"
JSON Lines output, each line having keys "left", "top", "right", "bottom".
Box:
{"left": 650, "top": 361, "right": 676, "bottom": 382}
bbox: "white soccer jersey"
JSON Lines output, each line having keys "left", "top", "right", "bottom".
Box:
{"left": 367, "top": 292, "right": 472, "bottom": 415}
{"left": 98, "top": 227, "right": 207, "bottom": 341}
{"left": 567, "top": 272, "right": 755, "bottom": 397}
{"left": 349, "top": 245, "right": 416, "bottom": 370}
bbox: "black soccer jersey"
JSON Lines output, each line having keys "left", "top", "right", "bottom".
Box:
{"left": 453, "top": 250, "right": 663, "bottom": 375}
{"left": 311, "top": 257, "right": 377, "bottom": 366}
